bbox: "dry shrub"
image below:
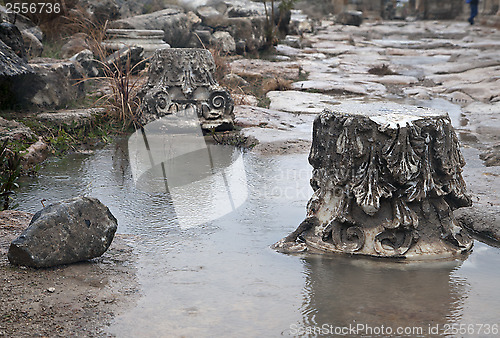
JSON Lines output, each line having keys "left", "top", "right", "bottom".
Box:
{"left": 93, "top": 55, "right": 147, "bottom": 130}
{"left": 209, "top": 47, "right": 231, "bottom": 85}
{"left": 66, "top": 14, "right": 147, "bottom": 129}
{"left": 208, "top": 47, "right": 253, "bottom": 105}
{"left": 368, "top": 64, "right": 399, "bottom": 76}
{"left": 262, "top": 77, "right": 292, "bottom": 92}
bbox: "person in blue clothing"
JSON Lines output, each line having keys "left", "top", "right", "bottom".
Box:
{"left": 467, "top": 0, "right": 479, "bottom": 25}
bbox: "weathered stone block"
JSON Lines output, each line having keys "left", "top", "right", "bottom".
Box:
{"left": 274, "top": 102, "right": 473, "bottom": 259}
{"left": 8, "top": 197, "right": 117, "bottom": 268}
{"left": 36, "top": 108, "right": 103, "bottom": 128}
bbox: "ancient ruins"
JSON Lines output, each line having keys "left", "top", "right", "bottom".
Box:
{"left": 274, "top": 102, "right": 474, "bottom": 259}
{"left": 138, "top": 48, "right": 234, "bottom": 131}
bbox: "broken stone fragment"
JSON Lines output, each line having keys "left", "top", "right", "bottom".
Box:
{"left": 455, "top": 206, "right": 500, "bottom": 245}
{"left": 8, "top": 197, "right": 118, "bottom": 268}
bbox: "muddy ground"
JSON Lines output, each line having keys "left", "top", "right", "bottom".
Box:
{"left": 0, "top": 211, "right": 139, "bottom": 337}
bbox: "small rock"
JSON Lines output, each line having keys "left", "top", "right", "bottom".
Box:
{"left": 479, "top": 142, "right": 500, "bottom": 167}
{"left": 61, "top": 33, "right": 90, "bottom": 59}
{"left": 272, "top": 55, "right": 291, "bottom": 61}
{"left": 8, "top": 196, "right": 118, "bottom": 268}
{"left": 21, "top": 29, "right": 43, "bottom": 58}
{"left": 196, "top": 6, "right": 223, "bottom": 23}
{"left": 186, "top": 11, "right": 201, "bottom": 26}
{"left": 212, "top": 31, "right": 236, "bottom": 54}
{"left": 20, "top": 137, "right": 49, "bottom": 169}
{"left": 336, "top": 10, "right": 363, "bottom": 27}
{"left": 70, "top": 49, "right": 100, "bottom": 78}
{"left": 223, "top": 73, "right": 248, "bottom": 87}
{"left": 47, "top": 287, "right": 55, "bottom": 293}
{"left": 80, "top": 0, "right": 120, "bottom": 24}
{"left": 283, "top": 35, "right": 302, "bottom": 49}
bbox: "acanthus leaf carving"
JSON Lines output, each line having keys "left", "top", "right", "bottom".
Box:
{"left": 405, "top": 133, "right": 446, "bottom": 202}
{"left": 383, "top": 198, "right": 418, "bottom": 230}
{"left": 383, "top": 123, "right": 421, "bottom": 184}
{"left": 432, "top": 199, "right": 472, "bottom": 249}
{"left": 352, "top": 147, "right": 395, "bottom": 216}
{"left": 433, "top": 120, "right": 466, "bottom": 177}
{"left": 138, "top": 49, "right": 234, "bottom": 130}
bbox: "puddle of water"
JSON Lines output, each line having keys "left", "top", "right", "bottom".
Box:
{"left": 14, "top": 139, "right": 500, "bottom": 337}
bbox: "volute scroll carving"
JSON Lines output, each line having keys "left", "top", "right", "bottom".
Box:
{"left": 138, "top": 48, "right": 234, "bottom": 131}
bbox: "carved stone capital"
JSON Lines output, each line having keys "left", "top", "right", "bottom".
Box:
{"left": 139, "top": 48, "right": 234, "bottom": 131}
{"left": 274, "top": 102, "right": 473, "bottom": 259}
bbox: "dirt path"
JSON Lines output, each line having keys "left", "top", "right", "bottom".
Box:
{"left": 0, "top": 211, "right": 139, "bottom": 337}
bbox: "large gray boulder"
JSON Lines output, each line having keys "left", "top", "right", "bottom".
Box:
{"left": 0, "top": 22, "right": 27, "bottom": 61}
{"left": 0, "top": 39, "right": 32, "bottom": 77}
{"left": 8, "top": 197, "right": 118, "bottom": 268}
{"left": 11, "top": 59, "right": 85, "bottom": 109}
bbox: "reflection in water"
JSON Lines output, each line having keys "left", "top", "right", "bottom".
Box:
{"left": 128, "top": 114, "right": 248, "bottom": 229}
{"left": 296, "top": 256, "right": 468, "bottom": 336}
